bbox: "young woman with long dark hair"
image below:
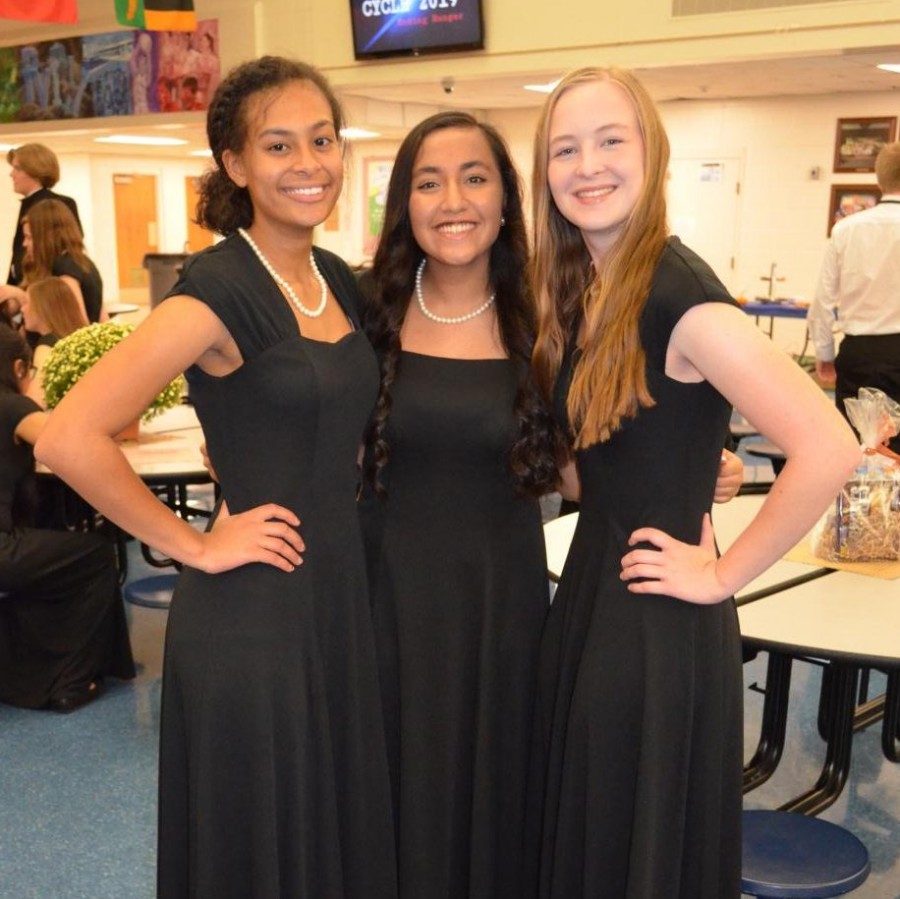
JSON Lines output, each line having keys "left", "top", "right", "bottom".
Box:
{"left": 360, "top": 111, "right": 561, "bottom": 899}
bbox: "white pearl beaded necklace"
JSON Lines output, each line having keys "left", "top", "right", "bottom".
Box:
{"left": 238, "top": 227, "right": 328, "bottom": 318}
{"left": 415, "top": 258, "right": 496, "bottom": 325}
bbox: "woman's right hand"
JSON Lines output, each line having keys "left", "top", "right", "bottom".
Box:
{"left": 197, "top": 503, "right": 304, "bottom": 573}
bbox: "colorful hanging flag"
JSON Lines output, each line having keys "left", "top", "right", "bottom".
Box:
{"left": 0, "top": 0, "right": 78, "bottom": 23}
{"left": 114, "top": 0, "right": 196, "bottom": 31}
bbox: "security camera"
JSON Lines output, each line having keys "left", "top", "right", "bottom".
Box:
{"left": 441, "top": 77, "right": 455, "bottom": 95}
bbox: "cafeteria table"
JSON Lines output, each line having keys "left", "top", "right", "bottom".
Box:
{"left": 37, "top": 403, "right": 213, "bottom": 578}
{"left": 738, "top": 572, "right": 900, "bottom": 813}
{"left": 741, "top": 300, "right": 811, "bottom": 357}
{"left": 542, "top": 495, "right": 899, "bottom": 815}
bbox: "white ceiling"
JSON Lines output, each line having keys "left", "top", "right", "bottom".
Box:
{"left": 341, "top": 46, "right": 900, "bottom": 108}
{"left": 0, "top": 47, "right": 898, "bottom": 159}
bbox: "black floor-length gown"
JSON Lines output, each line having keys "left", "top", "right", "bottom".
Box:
{"left": 157, "top": 236, "right": 397, "bottom": 899}
{"left": 535, "top": 238, "right": 744, "bottom": 899}
{"left": 359, "top": 352, "right": 548, "bottom": 899}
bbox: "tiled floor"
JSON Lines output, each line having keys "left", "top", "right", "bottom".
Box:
{"left": 1, "top": 479, "right": 898, "bottom": 898}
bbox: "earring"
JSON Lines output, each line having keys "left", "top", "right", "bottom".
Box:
{"left": 500, "top": 216, "right": 506, "bottom": 226}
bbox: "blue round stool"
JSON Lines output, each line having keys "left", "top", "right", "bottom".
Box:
{"left": 742, "top": 810, "right": 870, "bottom": 898}
{"left": 123, "top": 573, "right": 178, "bottom": 609}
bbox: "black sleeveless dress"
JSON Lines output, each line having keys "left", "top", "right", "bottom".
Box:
{"left": 157, "top": 235, "right": 397, "bottom": 899}
{"left": 359, "top": 352, "right": 547, "bottom": 899}
{"left": 535, "top": 238, "right": 743, "bottom": 899}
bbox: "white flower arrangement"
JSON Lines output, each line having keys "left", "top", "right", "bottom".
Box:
{"left": 41, "top": 321, "right": 185, "bottom": 422}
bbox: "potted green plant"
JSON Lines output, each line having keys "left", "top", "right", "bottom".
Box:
{"left": 41, "top": 322, "right": 186, "bottom": 438}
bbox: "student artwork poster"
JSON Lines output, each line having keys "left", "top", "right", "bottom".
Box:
{"left": 4, "top": 20, "right": 220, "bottom": 122}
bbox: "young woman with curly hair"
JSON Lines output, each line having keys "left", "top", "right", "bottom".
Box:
{"left": 36, "top": 56, "right": 397, "bottom": 899}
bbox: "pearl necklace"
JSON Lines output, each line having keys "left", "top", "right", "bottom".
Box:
{"left": 238, "top": 227, "right": 328, "bottom": 318}
{"left": 415, "top": 259, "right": 495, "bottom": 325}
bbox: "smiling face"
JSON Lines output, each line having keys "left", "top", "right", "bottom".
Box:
{"left": 223, "top": 79, "right": 343, "bottom": 237}
{"left": 407, "top": 126, "right": 504, "bottom": 276}
{"left": 546, "top": 79, "right": 645, "bottom": 263}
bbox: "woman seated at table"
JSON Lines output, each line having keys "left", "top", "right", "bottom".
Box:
{"left": 0, "top": 325, "right": 134, "bottom": 712}
{"left": 20, "top": 277, "right": 88, "bottom": 407}
{"left": 0, "top": 200, "right": 105, "bottom": 327}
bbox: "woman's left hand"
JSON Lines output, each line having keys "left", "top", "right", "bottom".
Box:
{"left": 620, "top": 513, "right": 731, "bottom": 604}
{"left": 713, "top": 449, "right": 743, "bottom": 503}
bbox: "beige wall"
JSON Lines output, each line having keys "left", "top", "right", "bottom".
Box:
{"left": 3, "top": 83, "right": 896, "bottom": 351}
{"left": 1, "top": 0, "right": 899, "bottom": 343}
{"left": 316, "top": 0, "right": 900, "bottom": 94}
{"left": 8, "top": 0, "right": 899, "bottom": 89}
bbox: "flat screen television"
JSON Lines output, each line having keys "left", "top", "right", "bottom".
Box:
{"left": 350, "top": 0, "right": 484, "bottom": 60}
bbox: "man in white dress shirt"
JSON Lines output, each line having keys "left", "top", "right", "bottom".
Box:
{"left": 809, "top": 142, "right": 900, "bottom": 452}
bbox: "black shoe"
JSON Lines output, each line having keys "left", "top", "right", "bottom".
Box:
{"left": 48, "top": 681, "right": 102, "bottom": 714}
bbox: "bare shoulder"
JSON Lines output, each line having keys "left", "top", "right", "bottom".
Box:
{"left": 143, "top": 293, "right": 241, "bottom": 376}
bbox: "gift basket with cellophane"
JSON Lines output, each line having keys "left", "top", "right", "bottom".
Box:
{"left": 812, "top": 387, "right": 900, "bottom": 562}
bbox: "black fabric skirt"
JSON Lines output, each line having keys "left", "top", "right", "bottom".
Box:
{"left": 0, "top": 527, "right": 135, "bottom": 709}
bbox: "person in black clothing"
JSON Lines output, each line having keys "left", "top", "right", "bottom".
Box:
{"left": 527, "top": 66, "right": 859, "bottom": 899}
{"left": 0, "top": 325, "right": 134, "bottom": 712}
{"left": 36, "top": 56, "right": 397, "bottom": 898}
{"left": 6, "top": 143, "right": 81, "bottom": 286}
{"left": 0, "top": 199, "right": 103, "bottom": 325}
{"left": 359, "top": 112, "right": 564, "bottom": 899}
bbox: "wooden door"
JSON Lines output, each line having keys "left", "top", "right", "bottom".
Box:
{"left": 112, "top": 173, "right": 158, "bottom": 291}
{"left": 184, "top": 175, "right": 215, "bottom": 252}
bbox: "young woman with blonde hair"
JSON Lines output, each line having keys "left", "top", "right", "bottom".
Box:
{"left": 528, "top": 67, "right": 859, "bottom": 898}
{"left": 20, "top": 276, "right": 88, "bottom": 406}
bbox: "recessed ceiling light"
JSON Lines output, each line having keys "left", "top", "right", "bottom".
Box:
{"left": 524, "top": 80, "right": 560, "bottom": 94}
{"left": 189, "top": 149, "right": 213, "bottom": 157}
{"left": 341, "top": 127, "right": 381, "bottom": 140}
{"left": 877, "top": 63, "right": 900, "bottom": 74}
{"left": 95, "top": 135, "right": 189, "bottom": 146}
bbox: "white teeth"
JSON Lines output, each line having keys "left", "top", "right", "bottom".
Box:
{"left": 437, "top": 222, "right": 475, "bottom": 234}
{"left": 286, "top": 186, "right": 324, "bottom": 197}
{"left": 577, "top": 187, "right": 614, "bottom": 199}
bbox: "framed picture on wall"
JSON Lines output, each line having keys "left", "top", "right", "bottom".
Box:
{"left": 827, "top": 184, "right": 881, "bottom": 235}
{"left": 363, "top": 158, "right": 394, "bottom": 257}
{"left": 833, "top": 116, "right": 897, "bottom": 173}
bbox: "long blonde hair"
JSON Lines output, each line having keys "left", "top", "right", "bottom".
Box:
{"left": 531, "top": 67, "right": 670, "bottom": 448}
{"left": 26, "top": 277, "right": 89, "bottom": 338}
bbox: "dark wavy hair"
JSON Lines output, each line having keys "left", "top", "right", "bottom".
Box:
{"left": 196, "top": 56, "right": 345, "bottom": 235}
{"left": 363, "top": 111, "right": 563, "bottom": 497}
{"left": 0, "top": 324, "right": 32, "bottom": 395}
